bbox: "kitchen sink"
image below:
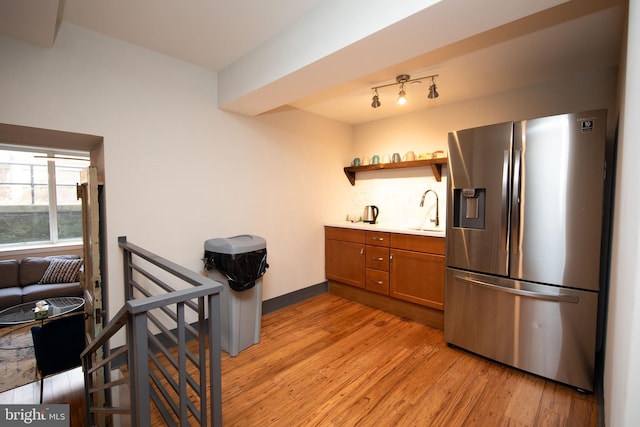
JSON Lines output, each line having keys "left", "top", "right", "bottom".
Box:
{"left": 408, "top": 227, "right": 444, "bottom": 233}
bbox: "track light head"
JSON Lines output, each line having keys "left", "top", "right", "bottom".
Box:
{"left": 371, "top": 94, "right": 381, "bottom": 108}
{"left": 369, "top": 73, "right": 439, "bottom": 108}
{"left": 397, "top": 88, "right": 407, "bottom": 105}
{"left": 428, "top": 77, "right": 439, "bottom": 99}
{"left": 396, "top": 75, "right": 410, "bottom": 105}
{"left": 371, "top": 88, "right": 381, "bottom": 108}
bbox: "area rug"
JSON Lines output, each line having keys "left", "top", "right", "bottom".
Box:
{"left": 0, "top": 323, "right": 38, "bottom": 393}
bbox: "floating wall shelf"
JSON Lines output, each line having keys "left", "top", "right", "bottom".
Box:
{"left": 343, "top": 158, "right": 448, "bottom": 185}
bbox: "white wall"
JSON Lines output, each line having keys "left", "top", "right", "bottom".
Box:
{"left": 605, "top": 1, "right": 640, "bottom": 425}
{"left": 0, "top": 23, "right": 352, "bottom": 318}
{"left": 350, "top": 67, "right": 618, "bottom": 230}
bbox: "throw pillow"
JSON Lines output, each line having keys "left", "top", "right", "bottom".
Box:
{"left": 39, "top": 258, "right": 83, "bottom": 284}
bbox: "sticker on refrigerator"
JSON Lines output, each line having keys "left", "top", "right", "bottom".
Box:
{"left": 581, "top": 119, "right": 594, "bottom": 132}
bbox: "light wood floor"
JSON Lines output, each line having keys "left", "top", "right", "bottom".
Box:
{"left": 0, "top": 366, "right": 87, "bottom": 424}
{"left": 0, "top": 293, "right": 598, "bottom": 426}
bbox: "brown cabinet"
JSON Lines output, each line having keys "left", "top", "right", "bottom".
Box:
{"left": 326, "top": 226, "right": 445, "bottom": 329}
{"left": 390, "top": 233, "right": 445, "bottom": 310}
{"left": 390, "top": 249, "right": 444, "bottom": 310}
{"left": 325, "top": 227, "right": 365, "bottom": 288}
{"left": 325, "top": 227, "right": 445, "bottom": 308}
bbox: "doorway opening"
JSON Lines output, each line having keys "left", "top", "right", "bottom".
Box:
{"left": 0, "top": 122, "right": 107, "bottom": 395}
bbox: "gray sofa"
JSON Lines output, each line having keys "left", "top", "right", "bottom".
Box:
{"left": 0, "top": 255, "right": 83, "bottom": 311}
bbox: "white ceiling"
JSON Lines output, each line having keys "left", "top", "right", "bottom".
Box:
{"left": 0, "top": 0, "right": 626, "bottom": 125}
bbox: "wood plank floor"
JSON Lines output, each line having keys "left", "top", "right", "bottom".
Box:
{"left": 0, "top": 366, "right": 87, "bottom": 425}
{"left": 220, "top": 293, "right": 598, "bottom": 426}
{"left": 0, "top": 293, "right": 598, "bottom": 426}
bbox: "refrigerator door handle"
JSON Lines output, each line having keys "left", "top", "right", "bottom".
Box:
{"left": 501, "top": 150, "right": 510, "bottom": 252}
{"left": 511, "top": 150, "right": 522, "bottom": 255}
{"left": 456, "top": 276, "right": 580, "bottom": 304}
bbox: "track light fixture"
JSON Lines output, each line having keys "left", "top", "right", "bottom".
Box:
{"left": 370, "top": 73, "right": 439, "bottom": 109}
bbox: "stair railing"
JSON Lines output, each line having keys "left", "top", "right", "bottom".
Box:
{"left": 81, "top": 236, "right": 224, "bottom": 426}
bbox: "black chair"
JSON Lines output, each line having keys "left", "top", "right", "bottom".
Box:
{"left": 31, "top": 313, "right": 85, "bottom": 403}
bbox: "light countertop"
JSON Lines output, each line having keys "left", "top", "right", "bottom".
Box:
{"left": 325, "top": 221, "right": 445, "bottom": 238}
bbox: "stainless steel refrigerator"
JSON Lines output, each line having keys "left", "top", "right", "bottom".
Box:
{"left": 445, "top": 109, "right": 607, "bottom": 391}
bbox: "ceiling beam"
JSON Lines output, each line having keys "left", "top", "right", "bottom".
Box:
{"left": 0, "top": 0, "right": 61, "bottom": 47}
{"left": 217, "top": 0, "right": 570, "bottom": 117}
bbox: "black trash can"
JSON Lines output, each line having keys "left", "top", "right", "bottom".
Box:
{"left": 204, "top": 235, "right": 268, "bottom": 356}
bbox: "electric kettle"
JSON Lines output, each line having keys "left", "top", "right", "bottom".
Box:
{"left": 363, "top": 205, "right": 379, "bottom": 224}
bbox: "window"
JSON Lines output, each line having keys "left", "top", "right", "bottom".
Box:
{"left": 0, "top": 146, "right": 90, "bottom": 246}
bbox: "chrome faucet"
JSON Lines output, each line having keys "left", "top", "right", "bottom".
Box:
{"left": 420, "top": 189, "right": 439, "bottom": 226}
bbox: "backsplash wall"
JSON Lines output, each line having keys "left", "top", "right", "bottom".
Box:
{"left": 346, "top": 167, "right": 447, "bottom": 230}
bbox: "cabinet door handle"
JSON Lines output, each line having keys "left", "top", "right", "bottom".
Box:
{"left": 372, "top": 237, "right": 384, "bottom": 241}
{"left": 371, "top": 280, "right": 384, "bottom": 285}
{"left": 360, "top": 248, "right": 364, "bottom": 256}
{"left": 372, "top": 257, "right": 384, "bottom": 261}
{"left": 390, "top": 254, "right": 393, "bottom": 262}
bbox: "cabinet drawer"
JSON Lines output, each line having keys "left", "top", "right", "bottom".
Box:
{"left": 366, "top": 231, "right": 390, "bottom": 247}
{"left": 325, "top": 226, "right": 365, "bottom": 244}
{"left": 366, "top": 268, "right": 389, "bottom": 295}
{"left": 366, "top": 246, "right": 389, "bottom": 271}
{"left": 390, "top": 233, "right": 445, "bottom": 254}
